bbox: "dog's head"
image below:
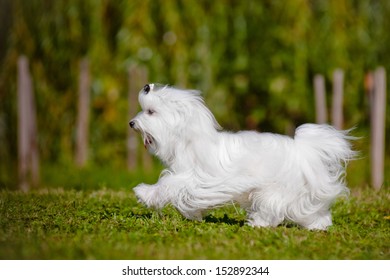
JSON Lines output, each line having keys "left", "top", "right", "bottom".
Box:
{"left": 129, "top": 84, "right": 221, "bottom": 163}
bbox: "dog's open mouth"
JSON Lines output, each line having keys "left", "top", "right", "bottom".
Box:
{"left": 143, "top": 133, "right": 155, "bottom": 149}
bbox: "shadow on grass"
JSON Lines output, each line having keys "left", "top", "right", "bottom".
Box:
{"left": 129, "top": 210, "right": 246, "bottom": 226}
{"left": 204, "top": 214, "right": 245, "bottom": 226}
{"left": 129, "top": 211, "right": 153, "bottom": 219}
{"left": 204, "top": 214, "right": 301, "bottom": 229}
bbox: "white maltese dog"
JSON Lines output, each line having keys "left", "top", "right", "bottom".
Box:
{"left": 129, "top": 84, "right": 356, "bottom": 230}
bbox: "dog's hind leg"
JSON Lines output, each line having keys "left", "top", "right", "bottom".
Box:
{"left": 246, "top": 210, "right": 283, "bottom": 228}
{"left": 298, "top": 210, "right": 332, "bottom": 230}
{"left": 245, "top": 190, "right": 285, "bottom": 228}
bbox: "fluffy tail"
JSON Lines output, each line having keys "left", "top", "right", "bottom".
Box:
{"left": 294, "top": 124, "right": 357, "bottom": 200}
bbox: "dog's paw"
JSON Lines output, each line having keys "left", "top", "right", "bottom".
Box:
{"left": 133, "top": 184, "right": 158, "bottom": 208}
{"left": 302, "top": 213, "right": 332, "bottom": 231}
{"left": 246, "top": 211, "right": 282, "bottom": 228}
{"left": 133, "top": 184, "right": 150, "bottom": 205}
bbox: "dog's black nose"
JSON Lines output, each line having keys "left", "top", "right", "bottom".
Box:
{"left": 129, "top": 121, "right": 135, "bottom": 128}
{"left": 143, "top": 84, "right": 150, "bottom": 94}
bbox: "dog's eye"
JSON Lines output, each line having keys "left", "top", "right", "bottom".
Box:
{"left": 146, "top": 109, "right": 155, "bottom": 115}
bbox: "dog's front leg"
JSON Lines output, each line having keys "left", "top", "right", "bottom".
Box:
{"left": 133, "top": 183, "right": 169, "bottom": 210}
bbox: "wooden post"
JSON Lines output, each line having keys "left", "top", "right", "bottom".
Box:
{"left": 139, "top": 68, "right": 153, "bottom": 172}
{"left": 29, "top": 65, "right": 39, "bottom": 186}
{"left": 313, "top": 74, "right": 327, "bottom": 124}
{"left": 17, "top": 56, "right": 30, "bottom": 191}
{"left": 75, "top": 58, "right": 90, "bottom": 167}
{"left": 332, "top": 69, "right": 344, "bottom": 129}
{"left": 127, "top": 65, "right": 139, "bottom": 170}
{"left": 17, "top": 55, "right": 39, "bottom": 191}
{"left": 127, "top": 65, "right": 152, "bottom": 171}
{"left": 371, "top": 67, "right": 387, "bottom": 190}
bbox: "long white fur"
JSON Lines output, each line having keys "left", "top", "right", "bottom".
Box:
{"left": 130, "top": 84, "right": 356, "bottom": 230}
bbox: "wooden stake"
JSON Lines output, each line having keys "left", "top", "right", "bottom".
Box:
{"left": 371, "top": 67, "right": 387, "bottom": 190}
{"left": 332, "top": 69, "right": 344, "bottom": 129}
{"left": 314, "top": 74, "right": 327, "bottom": 124}
{"left": 127, "top": 65, "right": 152, "bottom": 171}
{"left": 127, "top": 65, "right": 139, "bottom": 170}
{"left": 75, "top": 58, "right": 90, "bottom": 167}
{"left": 17, "top": 55, "right": 39, "bottom": 191}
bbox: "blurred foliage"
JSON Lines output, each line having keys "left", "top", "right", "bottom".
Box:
{"left": 1, "top": 0, "right": 390, "bottom": 187}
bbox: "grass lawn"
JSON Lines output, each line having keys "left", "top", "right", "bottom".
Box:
{"left": 0, "top": 181, "right": 389, "bottom": 259}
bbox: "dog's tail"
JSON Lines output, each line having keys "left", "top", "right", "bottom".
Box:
{"left": 294, "top": 124, "right": 357, "bottom": 200}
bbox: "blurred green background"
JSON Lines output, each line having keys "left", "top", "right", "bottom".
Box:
{"left": 0, "top": 0, "right": 389, "bottom": 189}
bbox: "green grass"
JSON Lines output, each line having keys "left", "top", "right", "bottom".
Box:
{"left": 0, "top": 183, "right": 389, "bottom": 260}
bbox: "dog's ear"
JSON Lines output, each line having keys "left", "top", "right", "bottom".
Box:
{"left": 143, "top": 84, "right": 150, "bottom": 94}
